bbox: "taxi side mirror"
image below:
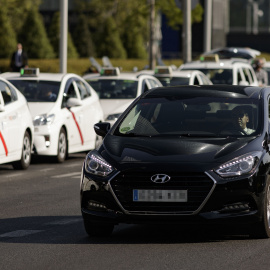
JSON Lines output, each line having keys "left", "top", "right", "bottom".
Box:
{"left": 94, "top": 122, "right": 111, "bottom": 138}
{"left": 66, "top": 97, "right": 82, "bottom": 108}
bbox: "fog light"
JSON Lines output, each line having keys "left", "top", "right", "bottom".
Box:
{"left": 87, "top": 200, "right": 107, "bottom": 211}
{"left": 219, "top": 202, "right": 250, "bottom": 213}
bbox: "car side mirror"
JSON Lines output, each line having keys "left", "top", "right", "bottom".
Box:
{"left": 94, "top": 122, "right": 111, "bottom": 138}
{"left": 66, "top": 97, "right": 83, "bottom": 108}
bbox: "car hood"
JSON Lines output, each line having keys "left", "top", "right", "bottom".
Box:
{"left": 28, "top": 102, "right": 55, "bottom": 118}
{"left": 103, "top": 134, "right": 258, "bottom": 170}
{"left": 100, "top": 99, "right": 133, "bottom": 118}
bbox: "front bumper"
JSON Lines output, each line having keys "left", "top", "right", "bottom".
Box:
{"left": 80, "top": 168, "right": 263, "bottom": 226}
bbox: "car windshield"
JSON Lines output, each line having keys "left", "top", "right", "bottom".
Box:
{"left": 115, "top": 96, "right": 261, "bottom": 137}
{"left": 9, "top": 80, "right": 60, "bottom": 102}
{"left": 183, "top": 68, "right": 233, "bottom": 84}
{"left": 87, "top": 79, "right": 138, "bottom": 99}
{"left": 158, "top": 77, "right": 190, "bottom": 86}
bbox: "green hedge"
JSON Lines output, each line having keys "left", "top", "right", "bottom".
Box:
{"left": 0, "top": 58, "right": 183, "bottom": 76}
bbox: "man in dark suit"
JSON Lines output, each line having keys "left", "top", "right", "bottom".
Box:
{"left": 10, "top": 43, "right": 28, "bottom": 72}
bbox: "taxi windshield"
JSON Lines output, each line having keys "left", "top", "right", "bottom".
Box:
{"left": 87, "top": 79, "right": 138, "bottom": 99}
{"left": 184, "top": 68, "right": 233, "bottom": 85}
{"left": 9, "top": 80, "right": 60, "bottom": 102}
{"left": 115, "top": 96, "right": 261, "bottom": 137}
{"left": 158, "top": 77, "right": 190, "bottom": 86}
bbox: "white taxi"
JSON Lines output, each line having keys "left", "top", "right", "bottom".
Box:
{"left": 180, "top": 54, "right": 259, "bottom": 86}
{"left": 83, "top": 67, "right": 162, "bottom": 124}
{"left": 1, "top": 68, "right": 104, "bottom": 162}
{"left": 0, "top": 77, "right": 34, "bottom": 169}
{"left": 153, "top": 66, "right": 212, "bottom": 86}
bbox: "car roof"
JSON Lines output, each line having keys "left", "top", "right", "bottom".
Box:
{"left": 180, "top": 58, "right": 251, "bottom": 69}
{"left": 143, "top": 85, "right": 264, "bottom": 99}
{"left": 0, "top": 72, "right": 79, "bottom": 82}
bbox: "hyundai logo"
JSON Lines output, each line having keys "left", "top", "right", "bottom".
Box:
{"left": 151, "top": 174, "right": 171, "bottom": 183}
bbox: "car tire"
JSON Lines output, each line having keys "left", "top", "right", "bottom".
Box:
{"left": 56, "top": 127, "right": 67, "bottom": 163}
{"left": 83, "top": 218, "right": 114, "bottom": 237}
{"left": 250, "top": 175, "right": 270, "bottom": 239}
{"left": 12, "top": 131, "right": 31, "bottom": 170}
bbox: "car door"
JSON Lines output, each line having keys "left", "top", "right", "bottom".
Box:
{"left": 0, "top": 81, "right": 20, "bottom": 160}
{"left": 74, "top": 79, "right": 97, "bottom": 149}
{"left": 61, "top": 78, "right": 84, "bottom": 152}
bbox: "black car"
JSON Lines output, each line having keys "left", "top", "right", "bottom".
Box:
{"left": 80, "top": 85, "right": 270, "bottom": 238}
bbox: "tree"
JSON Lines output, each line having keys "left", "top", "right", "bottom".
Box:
{"left": 72, "top": 13, "right": 96, "bottom": 57}
{"left": 96, "top": 16, "right": 127, "bottom": 59}
{"left": 48, "top": 12, "right": 79, "bottom": 59}
{"left": 18, "top": 7, "right": 55, "bottom": 58}
{"left": 0, "top": 5, "right": 17, "bottom": 58}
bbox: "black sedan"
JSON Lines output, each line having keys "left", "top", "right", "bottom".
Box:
{"left": 80, "top": 85, "right": 270, "bottom": 238}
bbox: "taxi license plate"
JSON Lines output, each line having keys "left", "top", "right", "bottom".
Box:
{"left": 133, "top": 189, "right": 187, "bottom": 202}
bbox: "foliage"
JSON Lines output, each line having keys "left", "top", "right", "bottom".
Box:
{"left": 0, "top": 0, "right": 41, "bottom": 34}
{"left": 71, "top": 13, "right": 96, "bottom": 58}
{"left": 18, "top": 7, "right": 55, "bottom": 58}
{"left": 96, "top": 16, "right": 127, "bottom": 59}
{"left": 156, "top": 0, "right": 204, "bottom": 30}
{"left": 0, "top": 5, "right": 17, "bottom": 58}
{"left": 48, "top": 12, "right": 79, "bottom": 59}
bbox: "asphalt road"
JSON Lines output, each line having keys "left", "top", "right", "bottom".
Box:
{"left": 1, "top": 153, "right": 270, "bottom": 270}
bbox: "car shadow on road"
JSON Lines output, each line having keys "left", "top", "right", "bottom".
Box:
{"left": 0, "top": 216, "right": 255, "bottom": 245}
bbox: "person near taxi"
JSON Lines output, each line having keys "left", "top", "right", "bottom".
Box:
{"left": 253, "top": 58, "right": 268, "bottom": 87}
{"left": 10, "top": 43, "right": 28, "bottom": 72}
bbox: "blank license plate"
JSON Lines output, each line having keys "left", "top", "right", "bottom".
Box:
{"left": 133, "top": 189, "right": 187, "bottom": 202}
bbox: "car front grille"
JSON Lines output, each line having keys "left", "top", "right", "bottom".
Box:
{"left": 110, "top": 171, "right": 215, "bottom": 214}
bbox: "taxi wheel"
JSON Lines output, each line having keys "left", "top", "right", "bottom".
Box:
{"left": 12, "top": 131, "right": 31, "bottom": 170}
{"left": 250, "top": 175, "right": 270, "bottom": 239}
{"left": 56, "top": 127, "right": 67, "bottom": 163}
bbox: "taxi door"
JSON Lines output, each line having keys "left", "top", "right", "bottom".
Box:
{"left": 0, "top": 83, "right": 20, "bottom": 161}
{"left": 61, "top": 79, "right": 84, "bottom": 152}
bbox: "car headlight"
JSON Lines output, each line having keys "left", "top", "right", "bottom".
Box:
{"left": 106, "top": 113, "right": 122, "bottom": 121}
{"left": 33, "top": 114, "right": 55, "bottom": 126}
{"left": 85, "top": 151, "right": 114, "bottom": 177}
{"left": 214, "top": 151, "right": 262, "bottom": 178}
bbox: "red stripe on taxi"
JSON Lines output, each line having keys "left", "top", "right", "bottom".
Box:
{"left": 0, "top": 131, "right": 8, "bottom": 156}
{"left": 68, "top": 109, "right": 84, "bottom": 145}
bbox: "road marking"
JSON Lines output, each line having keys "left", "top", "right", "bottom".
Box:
{"left": 0, "top": 230, "right": 43, "bottom": 238}
{"left": 2, "top": 173, "right": 23, "bottom": 178}
{"left": 51, "top": 172, "right": 81, "bottom": 178}
{"left": 45, "top": 218, "right": 82, "bottom": 226}
{"left": 39, "top": 168, "right": 55, "bottom": 172}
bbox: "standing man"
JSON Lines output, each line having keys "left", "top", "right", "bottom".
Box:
{"left": 10, "top": 43, "right": 28, "bottom": 72}
{"left": 253, "top": 58, "right": 268, "bottom": 87}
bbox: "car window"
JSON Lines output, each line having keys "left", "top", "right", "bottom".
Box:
{"left": 87, "top": 79, "right": 138, "bottom": 99}
{"left": 9, "top": 80, "right": 60, "bottom": 102}
{"left": 237, "top": 69, "right": 243, "bottom": 84}
{"left": 147, "top": 79, "right": 160, "bottom": 88}
{"left": 193, "top": 76, "right": 200, "bottom": 85}
{"left": 199, "top": 74, "right": 209, "bottom": 85}
{"left": 243, "top": 68, "right": 251, "bottom": 84}
{"left": 0, "top": 81, "right": 17, "bottom": 105}
{"left": 116, "top": 97, "right": 260, "bottom": 137}
{"left": 75, "top": 80, "right": 89, "bottom": 100}
{"left": 142, "top": 80, "right": 149, "bottom": 93}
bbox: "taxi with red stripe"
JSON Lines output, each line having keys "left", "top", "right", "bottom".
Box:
{"left": 1, "top": 68, "right": 104, "bottom": 163}
{"left": 0, "top": 77, "right": 34, "bottom": 169}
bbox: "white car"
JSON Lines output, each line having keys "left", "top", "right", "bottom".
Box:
{"left": 180, "top": 55, "right": 259, "bottom": 86}
{"left": 0, "top": 77, "right": 34, "bottom": 169}
{"left": 1, "top": 68, "right": 104, "bottom": 162}
{"left": 83, "top": 67, "right": 162, "bottom": 124}
{"left": 153, "top": 66, "right": 212, "bottom": 86}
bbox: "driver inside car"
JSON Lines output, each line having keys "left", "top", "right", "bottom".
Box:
{"left": 233, "top": 107, "right": 255, "bottom": 135}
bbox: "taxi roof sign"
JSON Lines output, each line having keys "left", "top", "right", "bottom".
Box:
{"left": 20, "top": 68, "right": 40, "bottom": 77}
{"left": 100, "top": 67, "right": 120, "bottom": 76}
{"left": 200, "top": 54, "right": 219, "bottom": 62}
{"left": 154, "top": 66, "right": 172, "bottom": 76}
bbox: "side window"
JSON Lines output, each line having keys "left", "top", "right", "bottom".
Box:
{"left": 148, "top": 79, "right": 159, "bottom": 88}
{"left": 237, "top": 69, "right": 242, "bottom": 84}
{"left": 142, "top": 80, "right": 149, "bottom": 93}
{"left": 243, "top": 68, "right": 251, "bottom": 84}
{"left": 193, "top": 76, "right": 200, "bottom": 85}
{"left": 0, "top": 81, "right": 17, "bottom": 105}
{"left": 75, "top": 80, "right": 89, "bottom": 100}
{"left": 62, "top": 80, "right": 78, "bottom": 108}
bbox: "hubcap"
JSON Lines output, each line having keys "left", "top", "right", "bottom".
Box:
{"left": 58, "top": 132, "right": 66, "bottom": 159}
{"left": 22, "top": 136, "right": 31, "bottom": 164}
